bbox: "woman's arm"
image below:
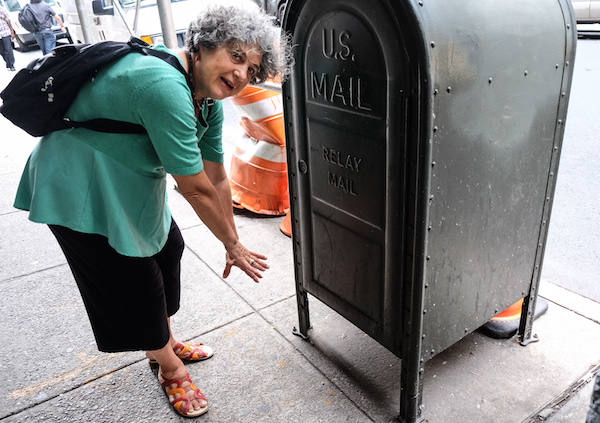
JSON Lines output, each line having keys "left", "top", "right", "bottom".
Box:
{"left": 202, "top": 160, "right": 238, "bottom": 238}
{"left": 172, "top": 170, "right": 267, "bottom": 282}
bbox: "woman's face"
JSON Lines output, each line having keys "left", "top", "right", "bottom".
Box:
{"left": 193, "top": 44, "right": 263, "bottom": 100}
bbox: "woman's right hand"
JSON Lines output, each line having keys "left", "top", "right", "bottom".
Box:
{"left": 223, "top": 240, "right": 269, "bottom": 283}
{"left": 171, "top": 172, "right": 268, "bottom": 283}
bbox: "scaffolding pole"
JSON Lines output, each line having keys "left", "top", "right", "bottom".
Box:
{"left": 74, "top": 0, "right": 93, "bottom": 43}
{"left": 156, "top": 0, "right": 178, "bottom": 49}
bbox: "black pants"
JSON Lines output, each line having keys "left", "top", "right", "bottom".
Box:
{"left": 0, "top": 36, "right": 14, "bottom": 68}
{"left": 49, "top": 219, "right": 184, "bottom": 352}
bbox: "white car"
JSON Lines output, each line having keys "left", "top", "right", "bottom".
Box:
{"left": 571, "top": 0, "right": 600, "bottom": 23}
{"left": 0, "top": 0, "right": 72, "bottom": 51}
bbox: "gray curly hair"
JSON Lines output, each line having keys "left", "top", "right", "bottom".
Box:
{"left": 186, "top": 4, "right": 293, "bottom": 84}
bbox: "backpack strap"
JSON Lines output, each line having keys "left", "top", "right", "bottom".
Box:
{"left": 64, "top": 117, "right": 151, "bottom": 133}
{"left": 69, "top": 38, "right": 198, "bottom": 133}
{"left": 206, "top": 98, "right": 214, "bottom": 118}
{"left": 131, "top": 38, "right": 195, "bottom": 95}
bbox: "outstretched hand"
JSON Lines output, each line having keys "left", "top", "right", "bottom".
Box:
{"left": 223, "top": 241, "right": 268, "bottom": 283}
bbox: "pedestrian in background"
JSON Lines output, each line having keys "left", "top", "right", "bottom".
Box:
{"left": 0, "top": 4, "right": 15, "bottom": 71}
{"left": 13, "top": 2, "right": 292, "bottom": 419}
{"left": 28, "top": 0, "right": 65, "bottom": 54}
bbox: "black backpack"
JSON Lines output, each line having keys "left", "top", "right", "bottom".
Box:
{"left": 0, "top": 37, "right": 194, "bottom": 137}
{"left": 18, "top": 4, "right": 39, "bottom": 33}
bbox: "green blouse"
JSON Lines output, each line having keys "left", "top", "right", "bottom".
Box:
{"left": 14, "top": 44, "right": 224, "bottom": 257}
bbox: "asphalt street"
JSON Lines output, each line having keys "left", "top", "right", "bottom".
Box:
{"left": 540, "top": 36, "right": 600, "bottom": 303}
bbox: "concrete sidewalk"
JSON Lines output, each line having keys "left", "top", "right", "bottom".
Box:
{"left": 1, "top": 53, "right": 599, "bottom": 423}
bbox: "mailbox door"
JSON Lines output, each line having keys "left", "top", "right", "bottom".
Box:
{"left": 283, "top": 0, "right": 424, "bottom": 354}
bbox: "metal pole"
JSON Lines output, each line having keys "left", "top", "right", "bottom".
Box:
{"left": 74, "top": 0, "right": 93, "bottom": 43}
{"left": 113, "top": 0, "right": 136, "bottom": 37}
{"left": 156, "top": 0, "right": 178, "bottom": 49}
{"left": 133, "top": 0, "right": 141, "bottom": 34}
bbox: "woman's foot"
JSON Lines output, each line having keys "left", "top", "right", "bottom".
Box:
{"left": 147, "top": 341, "right": 213, "bottom": 366}
{"left": 159, "top": 367, "right": 208, "bottom": 417}
{"left": 173, "top": 341, "right": 214, "bottom": 361}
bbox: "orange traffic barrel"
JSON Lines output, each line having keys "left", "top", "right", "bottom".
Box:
{"left": 229, "top": 136, "right": 289, "bottom": 215}
{"left": 479, "top": 297, "right": 548, "bottom": 339}
{"left": 280, "top": 211, "right": 292, "bottom": 237}
{"left": 228, "top": 86, "right": 289, "bottom": 216}
{"left": 230, "top": 86, "right": 285, "bottom": 146}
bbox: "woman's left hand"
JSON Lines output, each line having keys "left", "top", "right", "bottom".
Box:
{"left": 223, "top": 241, "right": 268, "bottom": 283}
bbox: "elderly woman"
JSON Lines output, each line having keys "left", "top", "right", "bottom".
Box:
{"left": 13, "top": 4, "right": 292, "bottom": 418}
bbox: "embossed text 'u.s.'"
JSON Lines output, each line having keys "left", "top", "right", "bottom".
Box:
{"left": 309, "top": 29, "right": 371, "bottom": 112}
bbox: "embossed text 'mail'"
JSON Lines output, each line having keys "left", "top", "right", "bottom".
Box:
{"left": 311, "top": 72, "right": 372, "bottom": 111}
{"left": 328, "top": 172, "right": 356, "bottom": 195}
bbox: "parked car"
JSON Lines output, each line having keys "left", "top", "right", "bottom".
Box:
{"left": 0, "top": 0, "right": 72, "bottom": 51}
{"left": 571, "top": 0, "right": 600, "bottom": 23}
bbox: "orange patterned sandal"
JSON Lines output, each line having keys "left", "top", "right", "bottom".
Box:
{"left": 160, "top": 373, "right": 208, "bottom": 418}
{"left": 149, "top": 342, "right": 214, "bottom": 368}
{"left": 174, "top": 342, "right": 214, "bottom": 362}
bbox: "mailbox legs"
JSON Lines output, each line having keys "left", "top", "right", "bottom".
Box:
{"left": 292, "top": 286, "right": 310, "bottom": 339}
{"left": 399, "top": 356, "right": 426, "bottom": 423}
{"left": 518, "top": 286, "right": 542, "bottom": 346}
{"left": 398, "top": 286, "right": 427, "bottom": 423}
{"left": 518, "top": 239, "right": 545, "bottom": 346}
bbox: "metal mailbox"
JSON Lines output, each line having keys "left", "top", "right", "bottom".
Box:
{"left": 281, "top": 0, "right": 576, "bottom": 421}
